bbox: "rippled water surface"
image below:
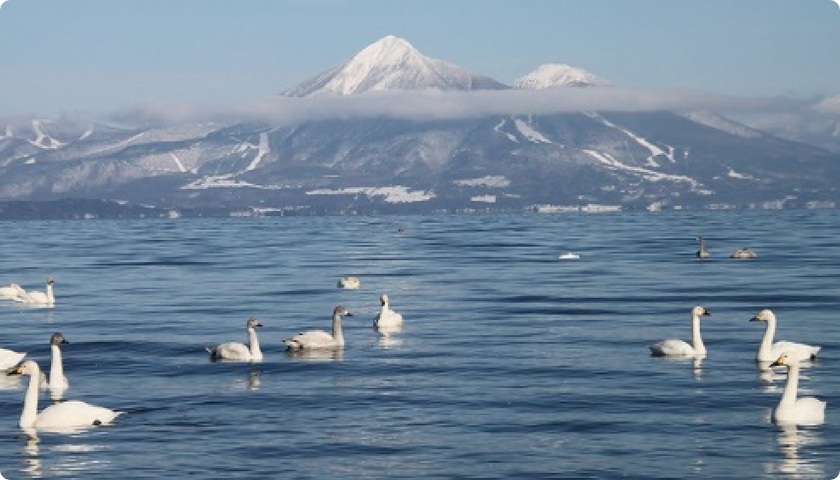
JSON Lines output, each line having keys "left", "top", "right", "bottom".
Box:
{"left": 0, "top": 211, "right": 838, "bottom": 479}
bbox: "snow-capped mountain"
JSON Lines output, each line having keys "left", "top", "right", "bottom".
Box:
{"left": 1, "top": 37, "right": 839, "bottom": 218}
{"left": 513, "top": 64, "right": 609, "bottom": 89}
{"left": 283, "top": 35, "right": 507, "bottom": 96}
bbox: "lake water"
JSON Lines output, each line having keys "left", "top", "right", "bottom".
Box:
{"left": 0, "top": 210, "right": 838, "bottom": 479}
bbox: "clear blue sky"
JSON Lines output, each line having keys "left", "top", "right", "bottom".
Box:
{"left": 1, "top": 0, "right": 839, "bottom": 118}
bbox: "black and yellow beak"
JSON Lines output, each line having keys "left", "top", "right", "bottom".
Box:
{"left": 6, "top": 364, "right": 24, "bottom": 376}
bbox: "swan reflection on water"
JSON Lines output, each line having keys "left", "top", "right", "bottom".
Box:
{"left": 284, "top": 348, "right": 345, "bottom": 362}
{"left": 767, "top": 424, "right": 825, "bottom": 479}
{"left": 375, "top": 324, "right": 404, "bottom": 349}
{"left": 18, "top": 427, "right": 112, "bottom": 479}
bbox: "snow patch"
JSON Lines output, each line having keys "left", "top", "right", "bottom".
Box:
{"left": 582, "top": 149, "right": 700, "bottom": 188}
{"left": 494, "top": 120, "right": 518, "bottom": 143}
{"left": 586, "top": 112, "right": 675, "bottom": 165}
{"left": 471, "top": 195, "right": 497, "bottom": 203}
{"left": 454, "top": 175, "right": 511, "bottom": 188}
{"left": 726, "top": 168, "right": 755, "bottom": 180}
{"left": 169, "top": 153, "right": 187, "bottom": 173}
{"left": 246, "top": 133, "right": 270, "bottom": 171}
{"left": 29, "top": 120, "right": 66, "bottom": 149}
{"left": 306, "top": 185, "right": 435, "bottom": 203}
{"left": 514, "top": 119, "right": 552, "bottom": 143}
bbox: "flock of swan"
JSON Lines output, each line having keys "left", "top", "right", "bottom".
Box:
{"left": 0, "top": 277, "right": 404, "bottom": 433}
{"left": 649, "top": 306, "right": 826, "bottom": 426}
{"left": 695, "top": 236, "right": 757, "bottom": 260}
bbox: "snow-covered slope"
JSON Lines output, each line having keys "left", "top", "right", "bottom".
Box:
{"left": 284, "top": 35, "right": 507, "bottom": 96}
{"left": 513, "top": 64, "right": 608, "bottom": 89}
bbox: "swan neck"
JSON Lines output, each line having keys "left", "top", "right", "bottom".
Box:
{"left": 779, "top": 363, "right": 800, "bottom": 408}
{"left": 20, "top": 366, "right": 40, "bottom": 428}
{"left": 46, "top": 283, "right": 54, "bottom": 303}
{"left": 332, "top": 314, "right": 344, "bottom": 346}
{"left": 691, "top": 314, "right": 706, "bottom": 354}
{"left": 758, "top": 317, "right": 776, "bottom": 358}
{"left": 247, "top": 327, "right": 262, "bottom": 358}
{"left": 50, "top": 345, "right": 64, "bottom": 385}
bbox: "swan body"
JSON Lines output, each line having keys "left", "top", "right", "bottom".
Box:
{"left": 285, "top": 306, "right": 352, "bottom": 350}
{"left": 696, "top": 236, "right": 710, "bottom": 259}
{"left": 750, "top": 309, "right": 820, "bottom": 362}
{"left": 206, "top": 317, "right": 263, "bottom": 362}
{"left": 559, "top": 252, "right": 580, "bottom": 260}
{"left": 14, "top": 278, "right": 55, "bottom": 306}
{"left": 649, "top": 306, "right": 710, "bottom": 357}
{"left": 7, "top": 360, "right": 121, "bottom": 431}
{"left": 769, "top": 353, "right": 826, "bottom": 425}
{"left": 338, "top": 276, "right": 360, "bottom": 290}
{"left": 40, "top": 333, "right": 69, "bottom": 390}
{"left": 374, "top": 294, "right": 403, "bottom": 328}
{"left": 0, "top": 348, "right": 26, "bottom": 369}
{"left": 731, "top": 248, "right": 757, "bottom": 259}
{"left": 0, "top": 283, "right": 27, "bottom": 299}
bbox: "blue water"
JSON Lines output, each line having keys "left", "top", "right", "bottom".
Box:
{"left": 0, "top": 211, "right": 838, "bottom": 479}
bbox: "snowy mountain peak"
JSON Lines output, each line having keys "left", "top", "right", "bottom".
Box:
{"left": 283, "top": 35, "right": 507, "bottom": 97}
{"left": 513, "top": 64, "right": 608, "bottom": 89}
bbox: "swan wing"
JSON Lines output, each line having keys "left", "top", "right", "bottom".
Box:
{"left": 284, "top": 330, "right": 336, "bottom": 350}
{"left": 0, "top": 348, "right": 26, "bottom": 369}
{"left": 770, "top": 341, "right": 821, "bottom": 362}
{"left": 649, "top": 339, "right": 695, "bottom": 356}
{"left": 35, "top": 400, "right": 122, "bottom": 431}
{"left": 374, "top": 309, "right": 403, "bottom": 327}
{"left": 207, "top": 342, "right": 251, "bottom": 361}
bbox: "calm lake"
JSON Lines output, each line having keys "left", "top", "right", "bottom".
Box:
{"left": 0, "top": 210, "right": 838, "bottom": 479}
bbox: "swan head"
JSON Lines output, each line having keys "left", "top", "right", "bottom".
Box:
{"left": 750, "top": 309, "right": 776, "bottom": 323}
{"left": 334, "top": 306, "right": 353, "bottom": 318}
{"left": 6, "top": 360, "right": 38, "bottom": 377}
{"left": 246, "top": 317, "right": 263, "bottom": 329}
{"left": 770, "top": 353, "right": 796, "bottom": 368}
{"left": 49, "top": 332, "right": 68, "bottom": 347}
{"left": 379, "top": 294, "right": 389, "bottom": 306}
{"left": 692, "top": 306, "right": 710, "bottom": 318}
{"left": 46, "top": 277, "right": 55, "bottom": 286}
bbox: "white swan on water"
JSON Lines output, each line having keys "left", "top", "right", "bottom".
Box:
{"left": 284, "top": 306, "right": 353, "bottom": 350}
{"left": 374, "top": 294, "right": 403, "bottom": 329}
{"left": 14, "top": 277, "right": 55, "bottom": 306}
{"left": 39, "top": 333, "right": 69, "bottom": 391}
{"left": 731, "top": 248, "right": 757, "bottom": 259}
{"left": 769, "top": 353, "right": 826, "bottom": 426}
{"left": 0, "top": 347, "right": 26, "bottom": 369}
{"left": 338, "top": 276, "right": 360, "bottom": 290}
{"left": 696, "top": 236, "right": 710, "bottom": 259}
{"left": 7, "top": 360, "right": 122, "bottom": 432}
{"left": 649, "top": 306, "right": 710, "bottom": 357}
{"left": 750, "top": 309, "right": 820, "bottom": 363}
{"left": 206, "top": 317, "right": 264, "bottom": 362}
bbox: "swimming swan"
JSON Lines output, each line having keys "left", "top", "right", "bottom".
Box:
{"left": 15, "top": 277, "right": 55, "bottom": 306}
{"left": 0, "top": 348, "right": 26, "bottom": 369}
{"left": 649, "top": 306, "right": 710, "bottom": 357}
{"left": 0, "top": 283, "right": 27, "bottom": 299}
{"left": 338, "top": 276, "right": 361, "bottom": 290}
{"left": 750, "top": 309, "right": 820, "bottom": 363}
{"left": 374, "top": 294, "right": 403, "bottom": 329}
{"left": 206, "top": 317, "right": 264, "bottom": 362}
{"left": 769, "top": 353, "right": 826, "bottom": 425}
{"left": 696, "top": 237, "right": 710, "bottom": 259}
{"left": 40, "top": 333, "right": 69, "bottom": 391}
{"left": 559, "top": 252, "right": 580, "bottom": 260}
{"left": 284, "top": 306, "right": 353, "bottom": 350}
{"left": 7, "top": 360, "right": 122, "bottom": 432}
{"left": 731, "top": 248, "right": 757, "bottom": 259}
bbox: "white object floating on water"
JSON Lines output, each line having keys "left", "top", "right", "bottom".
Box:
{"left": 284, "top": 306, "right": 353, "bottom": 350}
{"left": 769, "top": 353, "right": 826, "bottom": 426}
{"left": 337, "top": 276, "right": 360, "bottom": 289}
{"left": 206, "top": 317, "right": 264, "bottom": 362}
{"left": 649, "top": 306, "right": 710, "bottom": 357}
{"left": 750, "top": 309, "right": 820, "bottom": 363}
{"left": 374, "top": 294, "right": 404, "bottom": 329}
{"left": 558, "top": 252, "right": 580, "bottom": 260}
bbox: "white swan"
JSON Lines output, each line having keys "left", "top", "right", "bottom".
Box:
{"left": 15, "top": 277, "right": 55, "bottom": 306}
{"left": 0, "top": 283, "right": 27, "bottom": 299}
{"left": 559, "top": 252, "right": 580, "bottom": 260}
{"left": 7, "top": 360, "right": 122, "bottom": 432}
{"left": 206, "top": 317, "right": 264, "bottom": 362}
{"left": 374, "top": 294, "right": 403, "bottom": 329}
{"left": 649, "top": 306, "right": 710, "bottom": 357}
{"left": 696, "top": 236, "right": 710, "bottom": 259}
{"left": 40, "top": 333, "right": 69, "bottom": 391}
{"left": 731, "top": 248, "right": 757, "bottom": 259}
{"left": 750, "top": 309, "right": 820, "bottom": 362}
{"left": 0, "top": 347, "right": 26, "bottom": 369}
{"left": 337, "top": 276, "right": 360, "bottom": 290}
{"left": 769, "top": 353, "right": 826, "bottom": 425}
{"left": 284, "top": 306, "right": 353, "bottom": 350}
